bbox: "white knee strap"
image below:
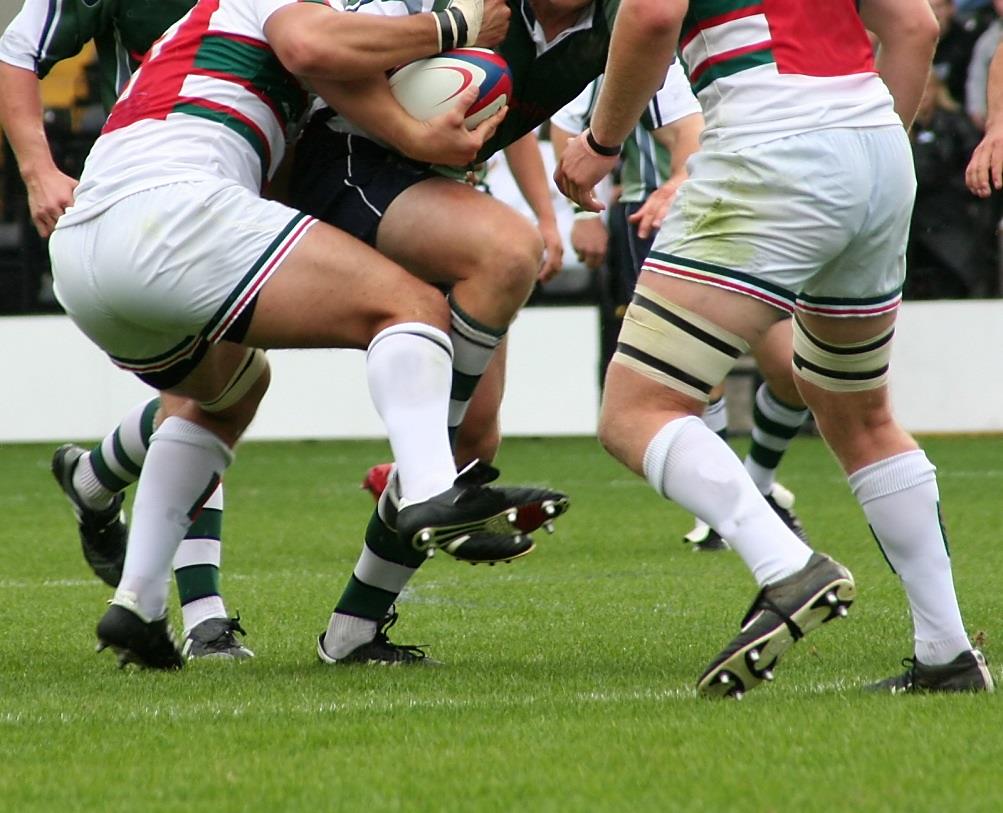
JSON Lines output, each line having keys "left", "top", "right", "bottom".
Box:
{"left": 200, "top": 349, "right": 268, "bottom": 413}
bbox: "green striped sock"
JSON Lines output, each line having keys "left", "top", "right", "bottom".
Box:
{"left": 447, "top": 296, "right": 504, "bottom": 441}
{"left": 744, "top": 384, "right": 809, "bottom": 493}
{"left": 334, "top": 508, "right": 425, "bottom": 621}
{"left": 87, "top": 398, "right": 159, "bottom": 493}
{"left": 174, "top": 484, "right": 226, "bottom": 633}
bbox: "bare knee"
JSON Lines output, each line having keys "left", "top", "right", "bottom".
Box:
{"left": 485, "top": 219, "right": 542, "bottom": 303}
{"left": 372, "top": 282, "right": 451, "bottom": 339}
{"left": 753, "top": 318, "right": 803, "bottom": 407}
{"left": 167, "top": 349, "right": 272, "bottom": 447}
{"left": 801, "top": 384, "right": 915, "bottom": 471}
{"left": 597, "top": 397, "right": 636, "bottom": 468}
{"left": 460, "top": 217, "right": 542, "bottom": 316}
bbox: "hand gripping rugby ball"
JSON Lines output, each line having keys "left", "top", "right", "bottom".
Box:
{"left": 389, "top": 48, "right": 512, "bottom": 129}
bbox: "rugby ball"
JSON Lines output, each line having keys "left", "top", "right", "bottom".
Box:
{"left": 389, "top": 48, "right": 512, "bottom": 130}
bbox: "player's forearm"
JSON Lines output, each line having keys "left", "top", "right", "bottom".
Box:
{"left": 982, "top": 42, "right": 1003, "bottom": 132}
{"left": 873, "top": 39, "right": 938, "bottom": 128}
{"left": 504, "top": 132, "right": 557, "bottom": 225}
{"left": 310, "top": 74, "right": 420, "bottom": 153}
{"left": 0, "top": 62, "right": 59, "bottom": 180}
{"left": 588, "top": 0, "right": 682, "bottom": 148}
{"left": 270, "top": 6, "right": 444, "bottom": 81}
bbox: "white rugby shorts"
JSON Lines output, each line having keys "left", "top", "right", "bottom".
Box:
{"left": 643, "top": 125, "right": 915, "bottom": 317}
{"left": 51, "top": 180, "right": 316, "bottom": 384}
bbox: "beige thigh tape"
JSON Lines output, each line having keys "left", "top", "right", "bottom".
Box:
{"left": 613, "top": 285, "right": 750, "bottom": 401}
{"left": 792, "top": 315, "right": 894, "bottom": 392}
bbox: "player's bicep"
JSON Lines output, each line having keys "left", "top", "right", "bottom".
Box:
{"left": 858, "top": 0, "right": 936, "bottom": 45}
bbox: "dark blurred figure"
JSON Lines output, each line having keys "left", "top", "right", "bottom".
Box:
{"left": 965, "top": 0, "right": 1003, "bottom": 129}
{"left": 908, "top": 70, "right": 998, "bottom": 298}
{"left": 931, "top": 0, "right": 985, "bottom": 108}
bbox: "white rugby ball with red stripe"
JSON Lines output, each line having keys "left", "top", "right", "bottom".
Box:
{"left": 389, "top": 48, "right": 512, "bottom": 130}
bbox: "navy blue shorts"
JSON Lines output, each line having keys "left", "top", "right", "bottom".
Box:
{"left": 289, "top": 115, "right": 439, "bottom": 247}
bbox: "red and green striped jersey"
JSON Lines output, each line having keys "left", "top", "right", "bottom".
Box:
{"left": 65, "top": 0, "right": 312, "bottom": 221}
{"left": 678, "top": 0, "right": 899, "bottom": 149}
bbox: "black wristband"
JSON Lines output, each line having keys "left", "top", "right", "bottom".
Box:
{"left": 450, "top": 8, "right": 469, "bottom": 48}
{"left": 586, "top": 128, "right": 622, "bottom": 157}
{"left": 434, "top": 8, "right": 468, "bottom": 51}
{"left": 434, "top": 10, "right": 455, "bottom": 50}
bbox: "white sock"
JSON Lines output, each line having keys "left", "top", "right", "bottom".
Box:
{"left": 353, "top": 543, "right": 418, "bottom": 596}
{"left": 701, "top": 396, "right": 728, "bottom": 438}
{"left": 323, "top": 613, "right": 378, "bottom": 659}
{"left": 366, "top": 323, "right": 457, "bottom": 503}
{"left": 743, "top": 458, "right": 775, "bottom": 496}
{"left": 849, "top": 450, "right": 971, "bottom": 665}
{"left": 173, "top": 482, "right": 226, "bottom": 635}
{"left": 180, "top": 596, "right": 227, "bottom": 636}
{"left": 744, "top": 385, "right": 809, "bottom": 494}
{"left": 643, "top": 416, "right": 812, "bottom": 585}
{"left": 72, "top": 455, "right": 118, "bottom": 510}
{"left": 73, "top": 397, "right": 159, "bottom": 507}
{"left": 114, "top": 417, "right": 233, "bottom": 622}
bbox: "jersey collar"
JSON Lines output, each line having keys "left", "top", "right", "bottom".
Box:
{"left": 519, "top": 0, "right": 598, "bottom": 56}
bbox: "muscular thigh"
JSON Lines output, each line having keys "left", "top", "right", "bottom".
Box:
{"left": 247, "top": 218, "right": 450, "bottom": 349}
{"left": 377, "top": 176, "right": 538, "bottom": 284}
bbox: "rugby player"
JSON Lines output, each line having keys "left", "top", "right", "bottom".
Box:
{"left": 45, "top": 0, "right": 546, "bottom": 670}
{"left": 288, "top": 0, "right": 638, "bottom": 664}
{"left": 0, "top": 0, "right": 253, "bottom": 657}
{"left": 556, "top": 0, "right": 993, "bottom": 695}
{"left": 551, "top": 70, "right": 811, "bottom": 553}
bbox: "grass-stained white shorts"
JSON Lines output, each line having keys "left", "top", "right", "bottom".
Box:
{"left": 643, "top": 125, "right": 915, "bottom": 317}
{"left": 51, "top": 180, "right": 316, "bottom": 387}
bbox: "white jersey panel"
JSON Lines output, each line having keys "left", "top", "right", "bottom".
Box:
{"left": 180, "top": 73, "right": 287, "bottom": 157}
{"left": 681, "top": 14, "right": 771, "bottom": 68}
{"left": 695, "top": 67, "right": 900, "bottom": 152}
{"left": 0, "top": 0, "right": 47, "bottom": 70}
{"left": 61, "top": 118, "right": 266, "bottom": 225}
{"left": 651, "top": 61, "right": 701, "bottom": 128}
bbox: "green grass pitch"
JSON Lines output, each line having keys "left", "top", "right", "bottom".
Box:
{"left": 1, "top": 435, "right": 1001, "bottom": 812}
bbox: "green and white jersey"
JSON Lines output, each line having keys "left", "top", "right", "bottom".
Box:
{"left": 61, "top": 0, "right": 313, "bottom": 225}
{"left": 550, "top": 60, "right": 699, "bottom": 203}
{"left": 0, "top": 0, "right": 196, "bottom": 111}
{"left": 325, "top": 0, "right": 619, "bottom": 164}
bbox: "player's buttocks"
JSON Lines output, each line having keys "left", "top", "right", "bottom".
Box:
{"left": 51, "top": 181, "right": 313, "bottom": 379}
